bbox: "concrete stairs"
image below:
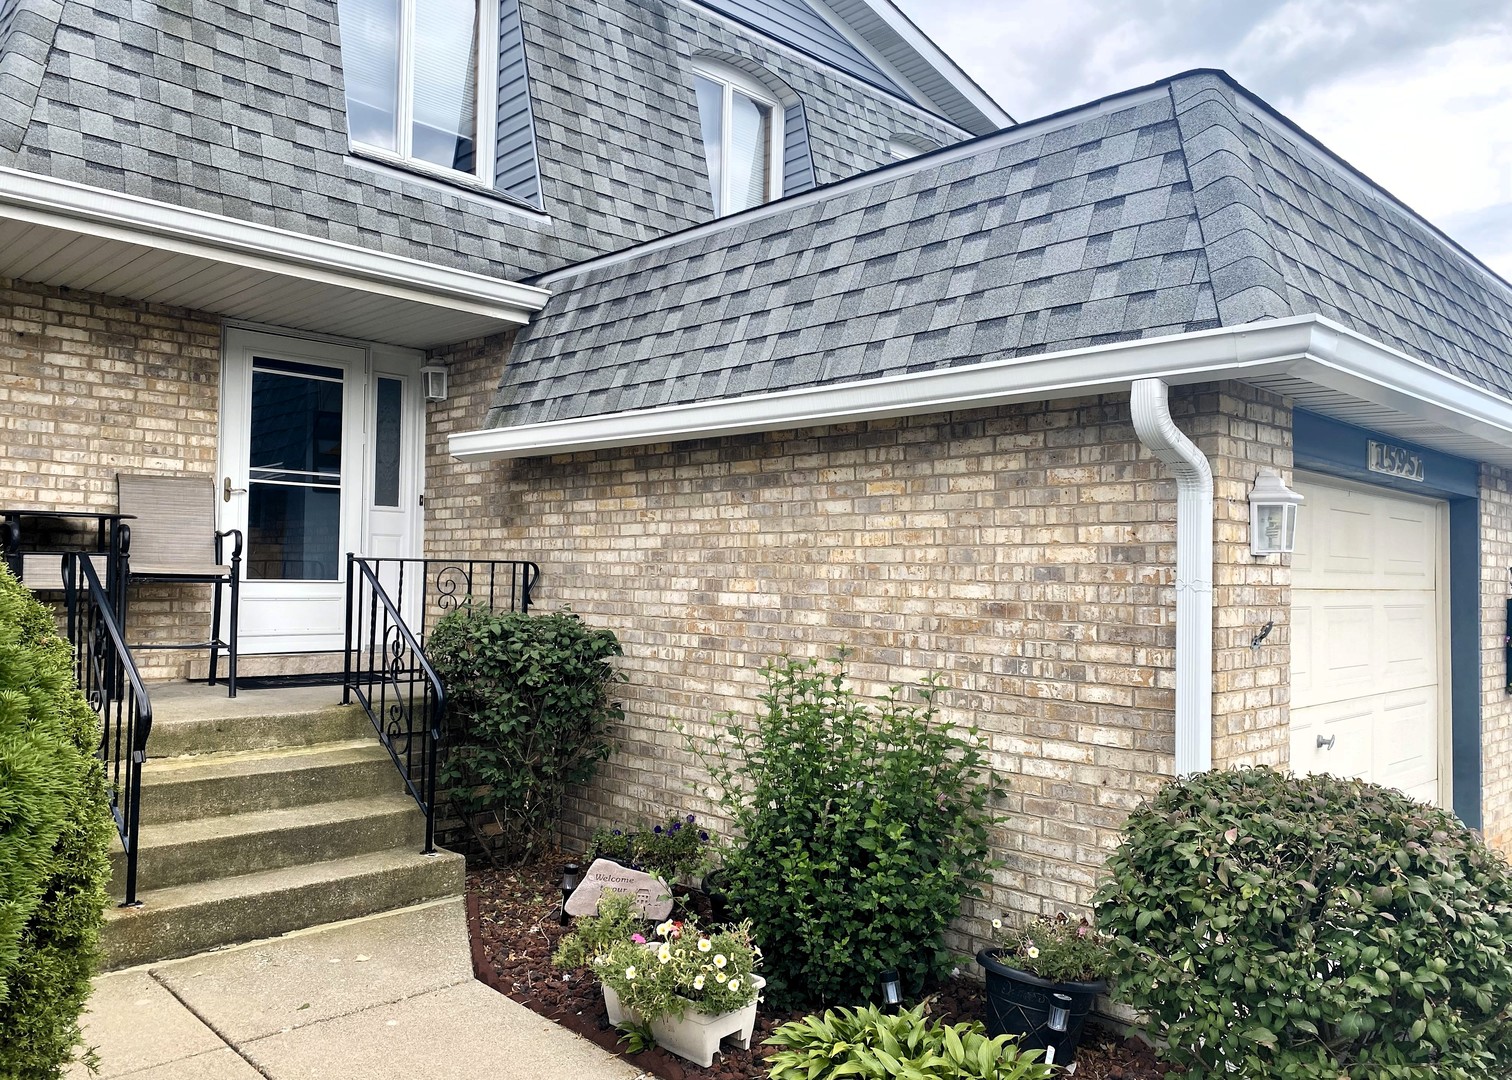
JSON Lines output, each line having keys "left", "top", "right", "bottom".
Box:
{"left": 102, "top": 684, "right": 463, "bottom": 970}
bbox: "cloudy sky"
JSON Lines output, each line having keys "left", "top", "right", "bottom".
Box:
{"left": 892, "top": 0, "right": 1512, "bottom": 281}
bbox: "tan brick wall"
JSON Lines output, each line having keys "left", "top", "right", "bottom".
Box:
{"left": 425, "top": 341, "right": 1295, "bottom": 942}
{"left": 1480, "top": 465, "right": 1512, "bottom": 852}
{"left": 0, "top": 277, "right": 222, "bottom": 680}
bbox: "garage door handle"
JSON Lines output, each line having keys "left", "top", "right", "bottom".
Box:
{"left": 1317, "top": 735, "right": 1336, "bottom": 751}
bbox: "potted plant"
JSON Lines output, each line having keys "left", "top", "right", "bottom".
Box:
{"left": 588, "top": 812, "right": 714, "bottom": 884}
{"left": 594, "top": 916, "right": 765, "bottom": 1067}
{"left": 976, "top": 912, "right": 1115, "bottom": 1068}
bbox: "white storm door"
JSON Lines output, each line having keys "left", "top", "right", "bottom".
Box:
{"left": 221, "top": 329, "right": 367, "bottom": 653}
{"left": 1289, "top": 475, "right": 1446, "bottom": 806}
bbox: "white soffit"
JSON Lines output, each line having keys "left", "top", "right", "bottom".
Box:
{"left": 449, "top": 316, "right": 1512, "bottom": 467}
{"left": 0, "top": 167, "right": 549, "bottom": 350}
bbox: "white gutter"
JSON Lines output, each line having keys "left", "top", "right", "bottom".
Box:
{"left": 1130, "top": 379, "right": 1213, "bottom": 775}
{"left": 450, "top": 316, "right": 1512, "bottom": 462}
{"left": 0, "top": 166, "right": 551, "bottom": 324}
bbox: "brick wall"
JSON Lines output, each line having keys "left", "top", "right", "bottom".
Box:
{"left": 0, "top": 276, "right": 222, "bottom": 680}
{"left": 426, "top": 341, "right": 1296, "bottom": 943}
{"left": 1480, "top": 465, "right": 1512, "bottom": 852}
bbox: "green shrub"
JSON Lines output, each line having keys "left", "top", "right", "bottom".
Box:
{"left": 1094, "top": 766, "right": 1512, "bottom": 1079}
{"left": 588, "top": 812, "right": 713, "bottom": 883}
{"left": 690, "top": 656, "right": 1005, "bottom": 1009}
{"left": 0, "top": 563, "right": 112, "bottom": 1077}
{"left": 766, "top": 1003, "right": 1055, "bottom": 1080}
{"left": 429, "top": 606, "right": 623, "bottom": 863}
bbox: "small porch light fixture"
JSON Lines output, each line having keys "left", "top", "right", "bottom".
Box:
{"left": 1249, "top": 468, "right": 1304, "bottom": 556}
{"left": 559, "top": 862, "right": 580, "bottom": 926}
{"left": 421, "top": 365, "right": 448, "bottom": 402}
{"left": 879, "top": 969, "right": 902, "bottom": 1011}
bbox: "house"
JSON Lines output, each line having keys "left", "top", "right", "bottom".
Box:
{"left": 2, "top": 0, "right": 1510, "bottom": 956}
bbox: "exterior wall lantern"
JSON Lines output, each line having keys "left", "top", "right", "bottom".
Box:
{"left": 1249, "top": 468, "right": 1304, "bottom": 556}
{"left": 421, "top": 365, "right": 448, "bottom": 402}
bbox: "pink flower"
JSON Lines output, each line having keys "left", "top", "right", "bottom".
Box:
{"left": 631, "top": 934, "right": 646, "bottom": 944}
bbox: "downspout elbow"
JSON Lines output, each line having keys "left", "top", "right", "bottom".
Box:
{"left": 1130, "top": 378, "right": 1214, "bottom": 774}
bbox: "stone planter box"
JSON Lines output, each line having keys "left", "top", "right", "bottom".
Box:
{"left": 602, "top": 974, "right": 766, "bottom": 1068}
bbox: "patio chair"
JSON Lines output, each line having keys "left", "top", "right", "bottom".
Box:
{"left": 117, "top": 473, "right": 242, "bottom": 697}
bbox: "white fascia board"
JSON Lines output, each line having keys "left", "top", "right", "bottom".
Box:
{"left": 0, "top": 166, "right": 550, "bottom": 323}
{"left": 449, "top": 316, "right": 1512, "bottom": 463}
{"left": 848, "top": 0, "right": 1013, "bottom": 130}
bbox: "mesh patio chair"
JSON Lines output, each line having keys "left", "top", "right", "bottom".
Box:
{"left": 117, "top": 473, "right": 243, "bottom": 697}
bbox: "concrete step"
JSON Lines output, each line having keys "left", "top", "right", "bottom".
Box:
{"left": 145, "top": 683, "right": 366, "bottom": 757}
{"left": 102, "top": 846, "right": 465, "bottom": 969}
{"left": 139, "top": 741, "right": 400, "bottom": 825}
{"left": 111, "top": 794, "right": 427, "bottom": 895}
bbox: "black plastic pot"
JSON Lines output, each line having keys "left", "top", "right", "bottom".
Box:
{"left": 975, "top": 949, "right": 1106, "bottom": 1068}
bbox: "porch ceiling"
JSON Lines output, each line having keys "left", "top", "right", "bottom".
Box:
{"left": 0, "top": 167, "right": 549, "bottom": 350}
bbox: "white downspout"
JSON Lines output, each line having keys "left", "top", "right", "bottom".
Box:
{"left": 1130, "top": 378, "right": 1213, "bottom": 774}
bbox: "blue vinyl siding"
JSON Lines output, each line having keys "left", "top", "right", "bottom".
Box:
{"left": 495, "top": 0, "right": 543, "bottom": 207}
{"left": 782, "top": 101, "right": 815, "bottom": 195}
{"left": 693, "top": 0, "right": 908, "bottom": 100}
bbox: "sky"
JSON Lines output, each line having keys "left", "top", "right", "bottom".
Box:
{"left": 891, "top": 0, "right": 1512, "bottom": 282}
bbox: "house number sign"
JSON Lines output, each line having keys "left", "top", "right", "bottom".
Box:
{"left": 1367, "top": 440, "right": 1424, "bottom": 482}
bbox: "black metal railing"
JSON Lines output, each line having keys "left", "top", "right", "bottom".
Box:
{"left": 62, "top": 552, "right": 151, "bottom": 907}
{"left": 342, "top": 557, "right": 538, "bottom": 854}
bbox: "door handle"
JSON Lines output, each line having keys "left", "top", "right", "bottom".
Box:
{"left": 223, "top": 477, "right": 247, "bottom": 502}
{"left": 1316, "top": 734, "right": 1336, "bottom": 750}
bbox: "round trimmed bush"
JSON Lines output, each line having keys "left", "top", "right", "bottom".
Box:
{"left": 0, "top": 563, "right": 113, "bottom": 1077}
{"left": 1094, "top": 767, "right": 1512, "bottom": 1079}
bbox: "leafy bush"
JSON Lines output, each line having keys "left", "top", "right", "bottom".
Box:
{"left": 1095, "top": 766, "right": 1512, "bottom": 1079}
{"left": 428, "top": 606, "right": 623, "bottom": 863}
{"left": 766, "top": 1003, "right": 1055, "bottom": 1080}
{"left": 589, "top": 812, "right": 713, "bottom": 883}
{"left": 0, "top": 563, "right": 113, "bottom": 1077}
{"left": 988, "top": 912, "right": 1115, "bottom": 985}
{"left": 593, "top": 916, "right": 761, "bottom": 1024}
{"left": 690, "top": 656, "right": 1005, "bottom": 1009}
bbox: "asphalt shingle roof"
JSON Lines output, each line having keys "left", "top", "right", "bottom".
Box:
{"left": 489, "top": 71, "right": 1512, "bottom": 428}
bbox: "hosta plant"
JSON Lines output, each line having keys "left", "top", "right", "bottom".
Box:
{"left": 766, "top": 1003, "right": 1055, "bottom": 1080}
{"left": 1095, "top": 766, "right": 1512, "bottom": 1079}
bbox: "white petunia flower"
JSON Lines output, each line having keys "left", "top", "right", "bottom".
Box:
{"left": 1026, "top": 946, "right": 1040, "bottom": 960}
{"left": 715, "top": 972, "right": 727, "bottom": 984}
{"left": 713, "top": 954, "right": 727, "bottom": 968}
{"left": 992, "top": 918, "right": 1002, "bottom": 930}
{"left": 625, "top": 966, "right": 637, "bottom": 980}
{"left": 728, "top": 978, "right": 741, "bottom": 992}
{"left": 658, "top": 944, "right": 672, "bottom": 964}
{"left": 693, "top": 974, "right": 705, "bottom": 990}
{"left": 697, "top": 938, "right": 712, "bottom": 953}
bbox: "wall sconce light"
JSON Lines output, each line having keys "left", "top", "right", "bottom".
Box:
{"left": 559, "top": 862, "right": 580, "bottom": 926}
{"left": 879, "top": 969, "right": 902, "bottom": 1011}
{"left": 421, "top": 365, "right": 448, "bottom": 402}
{"left": 1249, "top": 468, "right": 1304, "bottom": 556}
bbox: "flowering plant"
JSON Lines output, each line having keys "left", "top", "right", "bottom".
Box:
{"left": 594, "top": 916, "right": 762, "bottom": 1024}
{"left": 589, "top": 812, "right": 713, "bottom": 883}
{"left": 990, "top": 912, "right": 1115, "bottom": 985}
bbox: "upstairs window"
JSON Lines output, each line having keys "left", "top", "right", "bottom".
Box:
{"left": 693, "top": 62, "right": 783, "bottom": 216}
{"left": 337, "top": 0, "right": 497, "bottom": 184}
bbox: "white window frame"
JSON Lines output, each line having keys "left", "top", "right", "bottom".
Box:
{"left": 692, "top": 60, "right": 785, "bottom": 216}
{"left": 342, "top": 0, "right": 499, "bottom": 188}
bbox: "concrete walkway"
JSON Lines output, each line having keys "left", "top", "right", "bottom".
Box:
{"left": 70, "top": 899, "right": 647, "bottom": 1080}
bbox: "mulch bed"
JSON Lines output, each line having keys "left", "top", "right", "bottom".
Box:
{"left": 466, "top": 854, "right": 1177, "bottom": 1079}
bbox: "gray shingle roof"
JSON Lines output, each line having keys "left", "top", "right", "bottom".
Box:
{"left": 488, "top": 70, "right": 1512, "bottom": 428}
{"left": 1, "top": 0, "right": 967, "bottom": 280}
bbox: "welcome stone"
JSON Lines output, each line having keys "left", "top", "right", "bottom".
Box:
{"left": 563, "top": 858, "right": 674, "bottom": 920}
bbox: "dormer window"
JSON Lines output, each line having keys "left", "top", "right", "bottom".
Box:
{"left": 692, "top": 62, "right": 783, "bottom": 216}
{"left": 337, "top": 0, "right": 498, "bottom": 185}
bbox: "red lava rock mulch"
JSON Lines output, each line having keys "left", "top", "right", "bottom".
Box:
{"left": 466, "top": 855, "right": 1177, "bottom": 1079}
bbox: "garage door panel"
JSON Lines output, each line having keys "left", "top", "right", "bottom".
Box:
{"left": 1291, "top": 700, "right": 1372, "bottom": 779}
{"left": 1290, "top": 476, "right": 1443, "bottom": 807}
{"left": 1373, "top": 691, "right": 1438, "bottom": 793}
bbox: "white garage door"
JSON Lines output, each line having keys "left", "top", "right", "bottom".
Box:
{"left": 1289, "top": 475, "right": 1445, "bottom": 805}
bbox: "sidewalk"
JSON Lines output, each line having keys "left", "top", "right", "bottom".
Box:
{"left": 70, "top": 898, "right": 647, "bottom": 1080}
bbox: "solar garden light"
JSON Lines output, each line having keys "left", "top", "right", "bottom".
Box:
{"left": 1249, "top": 468, "right": 1304, "bottom": 556}
{"left": 559, "top": 862, "right": 580, "bottom": 926}
{"left": 879, "top": 969, "right": 903, "bottom": 1011}
{"left": 1047, "top": 992, "right": 1073, "bottom": 1033}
